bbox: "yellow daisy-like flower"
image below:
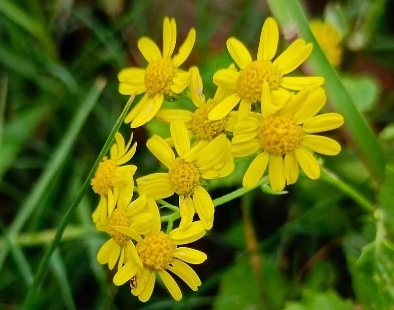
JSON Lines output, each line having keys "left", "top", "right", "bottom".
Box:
{"left": 231, "top": 86, "right": 344, "bottom": 191}
{"left": 310, "top": 19, "right": 343, "bottom": 68}
{"left": 95, "top": 193, "right": 160, "bottom": 271}
{"left": 209, "top": 17, "right": 324, "bottom": 120}
{"left": 113, "top": 220, "right": 207, "bottom": 302}
{"left": 137, "top": 121, "right": 234, "bottom": 230}
{"left": 118, "top": 16, "right": 196, "bottom": 128}
{"left": 91, "top": 132, "right": 137, "bottom": 225}
{"left": 155, "top": 66, "right": 235, "bottom": 141}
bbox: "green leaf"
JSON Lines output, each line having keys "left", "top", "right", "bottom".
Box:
{"left": 284, "top": 290, "right": 353, "bottom": 310}
{"left": 340, "top": 75, "right": 381, "bottom": 112}
{"left": 350, "top": 166, "right": 394, "bottom": 309}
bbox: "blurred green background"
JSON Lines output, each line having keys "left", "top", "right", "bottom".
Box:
{"left": 1, "top": 0, "right": 394, "bottom": 309}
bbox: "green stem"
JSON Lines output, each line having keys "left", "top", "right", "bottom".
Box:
{"left": 320, "top": 168, "right": 375, "bottom": 212}
{"left": 157, "top": 199, "right": 179, "bottom": 212}
{"left": 0, "top": 226, "right": 96, "bottom": 248}
{"left": 267, "top": 0, "right": 386, "bottom": 183}
{"left": 22, "top": 95, "right": 136, "bottom": 309}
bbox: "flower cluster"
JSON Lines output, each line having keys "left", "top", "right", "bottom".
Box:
{"left": 91, "top": 16, "right": 344, "bottom": 302}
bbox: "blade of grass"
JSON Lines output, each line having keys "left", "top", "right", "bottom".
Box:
{"left": 267, "top": 0, "right": 386, "bottom": 183}
{"left": 22, "top": 94, "right": 135, "bottom": 309}
{"left": 0, "top": 0, "right": 56, "bottom": 58}
{"left": 0, "top": 77, "right": 106, "bottom": 270}
{"left": 50, "top": 249, "right": 77, "bottom": 310}
{"left": 0, "top": 218, "right": 33, "bottom": 286}
{"left": 0, "top": 74, "right": 7, "bottom": 154}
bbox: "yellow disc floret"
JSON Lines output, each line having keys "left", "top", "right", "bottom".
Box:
{"left": 91, "top": 157, "right": 117, "bottom": 196}
{"left": 259, "top": 113, "right": 303, "bottom": 156}
{"left": 145, "top": 58, "right": 177, "bottom": 95}
{"left": 108, "top": 208, "right": 132, "bottom": 246}
{"left": 236, "top": 60, "right": 282, "bottom": 103}
{"left": 169, "top": 158, "right": 201, "bottom": 196}
{"left": 192, "top": 99, "right": 227, "bottom": 141}
{"left": 136, "top": 232, "right": 175, "bottom": 270}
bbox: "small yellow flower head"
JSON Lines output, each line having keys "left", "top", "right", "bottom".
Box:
{"left": 113, "top": 221, "right": 207, "bottom": 302}
{"left": 118, "top": 16, "right": 196, "bottom": 128}
{"left": 91, "top": 157, "right": 117, "bottom": 196}
{"left": 155, "top": 66, "right": 233, "bottom": 142}
{"left": 209, "top": 17, "right": 324, "bottom": 120}
{"left": 231, "top": 86, "right": 344, "bottom": 191}
{"left": 137, "top": 120, "right": 234, "bottom": 230}
{"left": 96, "top": 195, "right": 161, "bottom": 271}
{"left": 310, "top": 19, "right": 342, "bottom": 68}
{"left": 91, "top": 132, "right": 137, "bottom": 225}
{"left": 136, "top": 232, "right": 176, "bottom": 270}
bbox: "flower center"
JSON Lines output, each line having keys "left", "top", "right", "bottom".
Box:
{"left": 169, "top": 158, "right": 201, "bottom": 196}
{"left": 258, "top": 113, "right": 303, "bottom": 156}
{"left": 145, "top": 58, "right": 177, "bottom": 95}
{"left": 91, "top": 157, "right": 117, "bottom": 196}
{"left": 236, "top": 60, "right": 282, "bottom": 103}
{"left": 192, "top": 99, "right": 227, "bottom": 141}
{"left": 108, "top": 208, "right": 132, "bottom": 246}
{"left": 136, "top": 232, "right": 175, "bottom": 270}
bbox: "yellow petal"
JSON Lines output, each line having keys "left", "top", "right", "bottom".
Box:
{"left": 127, "top": 195, "right": 147, "bottom": 217}
{"left": 213, "top": 69, "right": 239, "bottom": 90}
{"left": 157, "top": 270, "right": 182, "bottom": 301}
{"left": 179, "top": 196, "right": 195, "bottom": 229}
{"left": 162, "top": 17, "right": 176, "bottom": 59}
{"left": 112, "top": 226, "right": 142, "bottom": 242}
{"left": 171, "top": 71, "right": 190, "bottom": 94}
{"left": 242, "top": 152, "right": 269, "bottom": 188}
{"left": 268, "top": 154, "right": 286, "bottom": 191}
{"left": 232, "top": 132, "right": 258, "bottom": 144}
{"left": 280, "top": 76, "right": 324, "bottom": 90}
{"left": 137, "top": 269, "right": 155, "bottom": 302}
{"left": 97, "top": 239, "right": 116, "bottom": 265}
{"left": 137, "top": 173, "right": 174, "bottom": 199}
{"left": 196, "top": 134, "right": 230, "bottom": 171}
{"left": 284, "top": 152, "right": 299, "bottom": 185}
{"left": 302, "top": 113, "right": 344, "bottom": 133}
{"left": 208, "top": 93, "right": 241, "bottom": 120}
{"left": 193, "top": 187, "right": 214, "bottom": 230}
{"left": 108, "top": 242, "right": 121, "bottom": 270}
{"left": 261, "top": 81, "right": 271, "bottom": 118}
{"left": 119, "top": 82, "right": 146, "bottom": 95}
{"left": 173, "top": 28, "right": 196, "bottom": 67}
{"left": 131, "top": 93, "right": 164, "bottom": 128}
{"left": 171, "top": 120, "right": 190, "bottom": 156}
{"left": 231, "top": 140, "right": 260, "bottom": 157}
{"left": 273, "top": 39, "right": 312, "bottom": 74}
{"left": 172, "top": 259, "right": 202, "bottom": 287}
{"left": 270, "top": 88, "right": 292, "bottom": 109}
{"left": 156, "top": 108, "right": 193, "bottom": 123}
{"left": 226, "top": 38, "right": 252, "bottom": 70}
{"left": 168, "top": 260, "right": 200, "bottom": 291}
{"left": 113, "top": 261, "right": 140, "bottom": 286}
{"left": 147, "top": 135, "right": 175, "bottom": 168}
{"left": 170, "top": 220, "right": 206, "bottom": 245}
{"left": 294, "top": 146, "right": 321, "bottom": 179}
{"left": 257, "top": 17, "right": 279, "bottom": 61}
{"left": 124, "top": 94, "right": 149, "bottom": 124}
{"left": 302, "top": 135, "right": 341, "bottom": 155}
{"left": 293, "top": 87, "right": 326, "bottom": 124}
{"left": 173, "top": 247, "right": 207, "bottom": 264}
{"left": 118, "top": 68, "right": 146, "bottom": 84}
{"left": 146, "top": 198, "right": 161, "bottom": 233}
{"left": 189, "top": 66, "right": 205, "bottom": 107}
{"left": 137, "top": 37, "right": 161, "bottom": 63}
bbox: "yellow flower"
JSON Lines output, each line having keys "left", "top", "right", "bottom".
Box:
{"left": 95, "top": 194, "right": 160, "bottom": 271}
{"left": 231, "top": 86, "right": 344, "bottom": 191}
{"left": 113, "top": 221, "right": 207, "bottom": 302}
{"left": 155, "top": 66, "right": 235, "bottom": 141}
{"left": 91, "top": 132, "right": 137, "bottom": 225}
{"left": 310, "top": 19, "right": 342, "bottom": 68}
{"left": 209, "top": 17, "right": 324, "bottom": 120}
{"left": 118, "top": 16, "right": 196, "bottom": 128}
{"left": 137, "top": 121, "right": 234, "bottom": 230}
